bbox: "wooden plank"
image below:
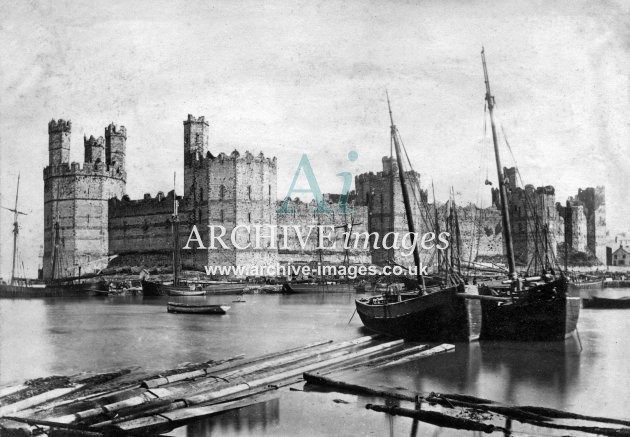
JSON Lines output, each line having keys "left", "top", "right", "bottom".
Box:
{"left": 0, "top": 386, "right": 83, "bottom": 416}
{"left": 365, "top": 403, "right": 495, "bottom": 433}
{"left": 113, "top": 339, "right": 405, "bottom": 431}
{"left": 373, "top": 344, "right": 455, "bottom": 368}
{"left": 0, "top": 385, "right": 27, "bottom": 399}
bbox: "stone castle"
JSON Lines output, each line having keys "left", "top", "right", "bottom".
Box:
{"left": 41, "top": 115, "right": 606, "bottom": 279}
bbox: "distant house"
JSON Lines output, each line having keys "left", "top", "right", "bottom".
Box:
{"left": 612, "top": 246, "right": 630, "bottom": 266}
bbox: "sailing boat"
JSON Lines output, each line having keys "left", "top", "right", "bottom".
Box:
{"left": 354, "top": 95, "right": 482, "bottom": 342}
{"left": 475, "top": 48, "right": 580, "bottom": 341}
{"left": 0, "top": 176, "right": 107, "bottom": 297}
{"left": 141, "top": 174, "right": 205, "bottom": 297}
{"left": 0, "top": 174, "right": 46, "bottom": 296}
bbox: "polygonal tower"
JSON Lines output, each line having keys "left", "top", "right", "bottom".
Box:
{"left": 43, "top": 119, "right": 126, "bottom": 280}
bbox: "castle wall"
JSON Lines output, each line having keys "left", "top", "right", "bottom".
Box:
{"left": 444, "top": 204, "right": 504, "bottom": 261}
{"left": 276, "top": 199, "right": 371, "bottom": 269}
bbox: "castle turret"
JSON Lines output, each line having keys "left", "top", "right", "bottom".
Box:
{"left": 183, "top": 114, "right": 210, "bottom": 201}
{"left": 105, "top": 123, "right": 126, "bottom": 169}
{"left": 183, "top": 114, "right": 209, "bottom": 163}
{"left": 84, "top": 135, "right": 105, "bottom": 164}
{"left": 48, "top": 119, "right": 71, "bottom": 166}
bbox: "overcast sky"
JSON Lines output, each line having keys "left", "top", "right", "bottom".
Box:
{"left": 0, "top": 0, "right": 628, "bottom": 277}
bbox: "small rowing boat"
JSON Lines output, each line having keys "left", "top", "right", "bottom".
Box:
{"left": 582, "top": 296, "right": 630, "bottom": 309}
{"left": 166, "top": 301, "right": 231, "bottom": 314}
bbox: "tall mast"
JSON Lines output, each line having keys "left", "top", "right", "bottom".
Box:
{"left": 386, "top": 92, "right": 423, "bottom": 287}
{"left": 431, "top": 181, "right": 442, "bottom": 273}
{"left": 173, "top": 173, "right": 180, "bottom": 286}
{"left": 481, "top": 48, "right": 516, "bottom": 276}
{"left": 10, "top": 174, "right": 20, "bottom": 285}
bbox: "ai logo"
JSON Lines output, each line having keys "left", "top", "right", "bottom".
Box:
{"left": 277, "top": 151, "right": 358, "bottom": 214}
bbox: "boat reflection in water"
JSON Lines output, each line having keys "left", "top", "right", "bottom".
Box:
{"left": 177, "top": 398, "right": 279, "bottom": 436}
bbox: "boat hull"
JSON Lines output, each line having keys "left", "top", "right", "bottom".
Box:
{"left": 568, "top": 280, "right": 603, "bottom": 291}
{"left": 0, "top": 281, "right": 107, "bottom": 298}
{"left": 168, "top": 289, "right": 206, "bottom": 296}
{"left": 166, "top": 302, "right": 230, "bottom": 314}
{"left": 582, "top": 296, "right": 630, "bottom": 309}
{"left": 355, "top": 284, "right": 482, "bottom": 342}
{"left": 286, "top": 282, "right": 356, "bottom": 293}
{"left": 142, "top": 280, "right": 177, "bottom": 296}
{"left": 479, "top": 278, "right": 580, "bottom": 341}
{"left": 202, "top": 283, "right": 246, "bottom": 294}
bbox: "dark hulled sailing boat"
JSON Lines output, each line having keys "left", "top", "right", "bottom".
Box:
{"left": 476, "top": 48, "right": 580, "bottom": 341}
{"left": 354, "top": 95, "right": 482, "bottom": 342}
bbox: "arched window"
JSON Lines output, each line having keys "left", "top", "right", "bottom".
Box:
{"left": 219, "top": 185, "right": 225, "bottom": 201}
{"left": 248, "top": 212, "right": 251, "bottom": 223}
{"left": 248, "top": 185, "right": 252, "bottom": 200}
{"left": 199, "top": 187, "right": 204, "bottom": 202}
{"left": 220, "top": 210, "right": 224, "bottom": 222}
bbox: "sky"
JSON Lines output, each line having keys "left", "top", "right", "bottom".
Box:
{"left": 0, "top": 0, "right": 628, "bottom": 278}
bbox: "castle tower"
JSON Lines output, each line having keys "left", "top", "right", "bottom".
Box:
{"left": 43, "top": 119, "right": 126, "bottom": 280}
{"left": 205, "top": 150, "right": 278, "bottom": 277}
{"left": 105, "top": 123, "right": 126, "bottom": 169}
{"left": 355, "top": 157, "right": 428, "bottom": 269}
{"left": 184, "top": 114, "right": 209, "bottom": 162}
{"left": 84, "top": 135, "right": 105, "bottom": 164}
{"left": 183, "top": 115, "right": 209, "bottom": 198}
{"left": 48, "top": 119, "right": 71, "bottom": 166}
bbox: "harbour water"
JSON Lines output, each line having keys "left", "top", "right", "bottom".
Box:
{"left": 1, "top": 288, "right": 629, "bottom": 436}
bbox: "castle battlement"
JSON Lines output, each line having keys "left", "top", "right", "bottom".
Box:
{"left": 183, "top": 114, "right": 209, "bottom": 125}
{"left": 43, "top": 161, "right": 126, "bottom": 179}
{"left": 105, "top": 123, "right": 127, "bottom": 138}
{"left": 211, "top": 150, "right": 277, "bottom": 166}
{"left": 109, "top": 190, "right": 182, "bottom": 216}
{"left": 48, "top": 119, "right": 71, "bottom": 133}
{"left": 84, "top": 135, "right": 105, "bottom": 147}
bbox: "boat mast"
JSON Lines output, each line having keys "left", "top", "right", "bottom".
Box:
{"left": 431, "top": 181, "right": 442, "bottom": 273}
{"left": 481, "top": 48, "right": 517, "bottom": 277}
{"left": 173, "top": 173, "right": 180, "bottom": 286}
{"left": 9, "top": 174, "right": 21, "bottom": 285}
{"left": 386, "top": 92, "right": 423, "bottom": 288}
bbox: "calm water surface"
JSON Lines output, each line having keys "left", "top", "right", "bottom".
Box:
{"left": 1, "top": 288, "right": 629, "bottom": 436}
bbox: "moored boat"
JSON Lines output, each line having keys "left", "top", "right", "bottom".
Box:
{"left": 141, "top": 280, "right": 200, "bottom": 297}
{"left": 356, "top": 284, "right": 482, "bottom": 341}
{"left": 202, "top": 282, "right": 246, "bottom": 294}
{"left": 168, "top": 288, "right": 206, "bottom": 296}
{"left": 478, "top": 277, "right": 580, "bottom": 341}
{"left": 475, "top": 49, "right": 580, "bottom": 341}
{"left": 354, "top": 94, "right": 481, "bottom": 342}
{"left": 582, "top": 295, "right": 630, "bottom": 309}
{"left": 166, "top": 301, "right": 230, "bottom": 314}
{"left": 285, "top": 281, "right": 356, "bottom": 293}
